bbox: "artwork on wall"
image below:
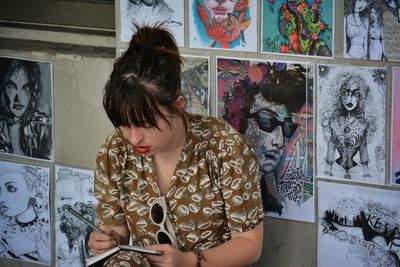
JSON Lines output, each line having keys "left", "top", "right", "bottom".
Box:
{"left": 216, "top": 57, "right": 314, "bottom": 222}
{"left": 0, "top": 160, "right": 50, "bottom": 264}
{"left": 261, "top": 0, "right": 334, "bottom": 58}
{"left": 189, "top": 0, "right": 258, "bottom": 51}
{"left": 0, "top": 56, "right": 53, "bottom": 161}
{"left": 344, "top": 0, "right": 400, "bottom": 61}
{"left": 55, "top": 165, "right": 97, "bottom": 267}
{"left": 316, "top": 64, "right": 386, "bottom": 184}
{"left": 181, "top": 55, "right": 210, "bottom": 116}
{"left": 317, "top": 181, "right": 400, "bottom": 267}
{"left": 391, "top": 67, "right": 400, "bottom": 185}
{"left": 119, "top": 0, "right": 184, "bottom": 46}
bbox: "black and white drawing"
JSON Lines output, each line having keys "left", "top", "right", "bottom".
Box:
{"left": 0, "top": 56, "right": 53, "bottom": 160}
{"left": 119, "top": 0, "right": 184, "bottom": 46}
{"left": 0, "top": 160, "right": 50, "bottom": 264}
{"left": 55, "top": 165, "right": 97, "bottom": 267}
{"left": 318, "top": 181, "right": 400, "bottom": 267}
{"left": 317, "top": 64, "right": 386, "bottom": 184}
{"left": 181, "top": 55, "right": 210, "bottom": 116}
{"left": 344, "top": 0, "right": 400, "bottom": 61}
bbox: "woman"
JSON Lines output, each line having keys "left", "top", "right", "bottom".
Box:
{"left": 369, "top": 2, "right": 386, "bottom": 60}
{"left": 88, "top": 24, "right": 264, "bottom": 267}
{"left": 0, "top": 162, "right": 49, "bottom": 263}
{"left": 321, "top": 72, "right": 376, "bottom": 179}
{"left": 0, "top": 58, "right": 52, "bottom": 160}
{"left": 345, "top": 0, "right": 370, "bottom": 59}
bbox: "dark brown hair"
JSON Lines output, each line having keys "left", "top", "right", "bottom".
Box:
{"left": 103, "top": 24, "right": 183, "bottom": 129}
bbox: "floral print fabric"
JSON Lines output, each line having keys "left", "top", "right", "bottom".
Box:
{"left": 95, "top": 113, "right": 264, "bottom": 265}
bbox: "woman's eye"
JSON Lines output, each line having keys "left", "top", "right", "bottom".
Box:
{"left": 6, "top": 184, "right": 17, "bottom": 193}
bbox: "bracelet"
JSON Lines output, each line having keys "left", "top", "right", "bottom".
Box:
{"left": 194, "top": 248, "right": 206, "bottom": 267}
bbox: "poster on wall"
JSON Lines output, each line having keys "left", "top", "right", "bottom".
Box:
{"left": 55, "top": 165, "right": 97, "bottom": 267}
{"left": 344, "top": 0, "right": 400, "bottom": 61}
{"left": 391, "top": 67, "right": 400, "bottom": 184}
{"left": 189, "top": 0, "right": 258, "bottom": 51}
{"left": 216, "top": 57, "right": 314, "bottom": 222}
{"left": 0, "top": 56, "right": 53, "bottom": 161}
{"left": 261, "top": 0, "right": 334, "bottom": 58}
{"left": 316, "top": 64, "right": 386, "bottom": 184}
{"left": 0, "top": 160, "right": 50, "bottom": 264}
{"left": 119, "top": 0, "right": 184, "bottom": 46}
{"left": 181, "top": 55, "right": 210, "bottom": 116}
{"left": 317, "top": 181, "right": 400, "bottom": 267}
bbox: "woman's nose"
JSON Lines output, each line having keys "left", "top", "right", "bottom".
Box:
{"left": 14, "top": 94, "right": 19, "bottom": 103}
{"left": 216, "top": 0, "right": 227, "bottom": 4}
{"left": 124, "top": 128, "right": 143, "bottom": 145}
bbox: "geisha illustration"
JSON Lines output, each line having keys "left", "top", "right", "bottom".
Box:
{"left": 0, "top": 161, "right": 50, "bottom": 264}
{"left": 317, "top": 65, "right": 386, "bottom": 184}
{"left": 190, "top": 0, "right": 257, "bottom": 51}
{"left": 262, "top": 0, "right": 333, "bottom": 57}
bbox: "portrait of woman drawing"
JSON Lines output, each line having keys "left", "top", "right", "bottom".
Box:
{"left": 317, "top": 65, "right": 386, "bottom": 184}
{"left": 344, "top": 0, "right": 370, "bottom": 59}
{"left": 0, "top": 160, "right": 50, "bottom": 264}
{"left": 0, "top": 57, "right": 53, "bottom": 160}
{"left": 189, "top": 0, "right": 258, "bottom": 51}
{"left": 369, "top": 2, "right": 387, "bottom": 60}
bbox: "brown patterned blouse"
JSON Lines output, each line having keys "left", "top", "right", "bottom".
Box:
{"left": 94, "top": 113, "right": 264, "bottom": 252}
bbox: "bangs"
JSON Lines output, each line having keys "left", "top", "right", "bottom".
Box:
{"left": 103, "top": 76, "right": 164, "bottom": 129}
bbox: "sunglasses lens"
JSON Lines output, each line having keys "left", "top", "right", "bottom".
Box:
{"left": 283, "top": 121, "right": 298, "bottom": 138}
{"left": 150, "top": 203, "right": 164, "bottom": 224}
{"left": 256, "top": 112, "right": 279, "bottom": 133}
{"left": 157, "top": 231, "right": 172, "bottom": 245}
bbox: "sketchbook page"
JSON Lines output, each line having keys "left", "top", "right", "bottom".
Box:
{"left": 85, "top": 246, "right": 120, "bottom": 267}
{"left": 119, "top": 245, "right": 162, "bottom": 255}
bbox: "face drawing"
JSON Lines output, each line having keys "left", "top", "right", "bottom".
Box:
{"left": 370, "top": 6, "right": 380, "bottom": 22}
{"left": 245, "top": 94, "right": 296, "bottom": 174}
{"left": 354, "top": 0, "right": 368, "bottom": 13}
{"left": 204, "top": 0, "right": 237, "bottom": 22}
{"left": 341, "top": 80, "right": 361, "bottom": 111}
{"left": 4, "top": 68, "right": 32, "bottom": 118}
{"left": 0, "top": 170, "right": 30, "bottom": 217}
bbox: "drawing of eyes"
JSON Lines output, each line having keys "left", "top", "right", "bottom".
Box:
{"left": 5, "top": 182, "right": 17, "bottom": 193}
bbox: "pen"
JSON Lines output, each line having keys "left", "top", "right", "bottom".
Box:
{"left": 67, "top": 207, "right": 102, "bottom": 232}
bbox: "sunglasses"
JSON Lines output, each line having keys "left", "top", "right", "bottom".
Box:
{"left": 149, "top": 197, "right": 178, "bottom": 247}
{"left": 247, "top": 108, "right": 298, "bottom": 138}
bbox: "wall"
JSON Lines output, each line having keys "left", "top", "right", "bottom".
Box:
{"left": 0, "top": 1, "right": 399, "bottom": 267}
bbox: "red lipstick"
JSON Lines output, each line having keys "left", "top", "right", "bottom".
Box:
{"left": 135, "top": 146, "right": 151, "bottom": 154}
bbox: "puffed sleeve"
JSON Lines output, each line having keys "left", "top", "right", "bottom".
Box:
{"left": 94, "top": 132, "right": 127, "bottom": 228}
{"left": 216, "top": 126, "right": 264, "bottom": 233}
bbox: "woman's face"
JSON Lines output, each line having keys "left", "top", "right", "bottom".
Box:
{"left": 0, "top": 171, "right": 30, "bottom": 217}
{"left": 354, "top": 0, "right": 368, "bottom": 13}
{"left": 4, "top": 68, "right": 32, "bottom": 118}
{"left": 341, "top": 80, "right": 361, "bottom": 111}
{"left": 370, "top": 7, "right": 379, "bottom": 21}
{"left": 204, "top": 0, "right": 237, "bottom": 22}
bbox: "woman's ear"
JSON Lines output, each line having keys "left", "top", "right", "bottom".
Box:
{"left": 175, "top": 95, "right": 186, "bottom": 112}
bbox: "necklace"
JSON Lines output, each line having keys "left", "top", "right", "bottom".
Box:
{"left": 15, "top": 216, "right": 38, "bottom": 228}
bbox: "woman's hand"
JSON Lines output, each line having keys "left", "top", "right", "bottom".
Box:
{"left": 87, "top": 228, "right": 120, "bottom": 255}
{"left": 144, "top": 244, "right": 195, "bottom": 267}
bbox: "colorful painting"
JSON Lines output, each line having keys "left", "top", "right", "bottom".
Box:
{"left": 189, "top": 0, "right": 258, "bottom": 51}
{"left": 344, "top": 0, "right": 400, "bottom": 61}
{"left": 0, "top": 56, "right": 53, "bottom": 160}
{"left": 391, "top": 67, "right": 400, "bottom": 184}
{"left": 55, "top": 165, "right": 97, "bottom": 267}
{"left": 0, "top": 160, "right": 50, "bottom": 264}
{"left": 262, "top": 0, "right": 334, "bottom": 58}
{"left": 318, "top": 181, "right": 400, "bottom": 267}
{"left": 119, "top": 0, "right": 184, "bottom": 46}
{"left": 217, "top": 57, "right": 314, "bottom": 222}
{"left": 181, "top": 55, "right": 210, "bottom": 116}
{"left": 316, "top": 64, "right": 386, "bottom": 184}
